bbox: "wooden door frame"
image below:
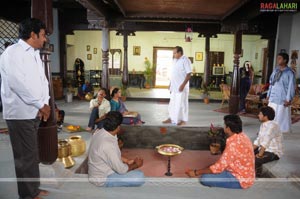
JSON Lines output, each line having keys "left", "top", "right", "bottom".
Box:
{"left": 262, "top": 48, "right": 268, "bottom": 84}
{"left": 153, "top": 46, "right": 174, "bottom": 88}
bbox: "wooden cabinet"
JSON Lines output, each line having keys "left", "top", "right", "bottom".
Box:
{"left": 89, "top": 70, "right": 102, "bottom": 87}
{"left": 52, "top": 77, "right": 63, "bottom": 99}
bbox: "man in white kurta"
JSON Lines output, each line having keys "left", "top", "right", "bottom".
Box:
{"left": 163, "top": 46, "right": 192, "bottom": 125}
{"left": 267, "top": 52, "right": 295, "bottom": 133}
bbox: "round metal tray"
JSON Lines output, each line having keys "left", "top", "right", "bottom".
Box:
{"left": 156, "top": 144, "right": 184, "bottom": 156}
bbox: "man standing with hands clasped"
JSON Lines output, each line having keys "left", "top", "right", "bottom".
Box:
{"left": 0, "top": 18, "right": 51, "bottom": 199}
{"left": 163, "top": 46, "right": 192, "bottom": 126}
{"left": 267, "top": 52, "right": 295, "bottom": 133}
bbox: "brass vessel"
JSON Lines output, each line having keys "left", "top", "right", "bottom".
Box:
{"left": 57, "top": 139, "right": 75, "bottom": 168}
{"left": 85, "top": 93, "right": 93, "bottom": 101}
{"left": 68, "top": 135, "right": 86, "bottom": 157}
{"left": 156, "top": 144, "right": 184, "bottom": 156}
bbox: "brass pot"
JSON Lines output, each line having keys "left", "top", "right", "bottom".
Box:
{"left": 68, "top": 135, "right": 86, "bottom": 157}
{"left": 57, "top": 139, "right": 75, "bottom": 168}
{"left": 85, "top": 93, "right": 93, "bottom": 101}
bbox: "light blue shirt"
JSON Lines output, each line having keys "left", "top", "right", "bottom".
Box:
{"left": 0, "top": 39, "right": 49, "bottom": 119}
{"left": 267, "top": 66, "right": 295, "bottom": 105}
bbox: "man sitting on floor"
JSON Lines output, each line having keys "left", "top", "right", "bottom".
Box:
{"left": 186, "top": 115, "right": 255, "bottom": 189}
{"left": 88, "top": 111, "right": 145, "bottom": 187}
{"left": 254, "top": 106, "right": 283, "bottom": 177}
{"left": 86, "top": 88, "right": 110, "bottom": 131}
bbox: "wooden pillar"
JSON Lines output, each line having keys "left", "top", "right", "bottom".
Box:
{"left": 122, "top": 32, "right": 129, "bottom": 86}
{"left": 229, "top": 30, "right": 242, "bottom": 114}
{"left": 266, "top": 38, "right": 276, "bottom": 83}
{"left": 101, "top": 21, "right": 110, "bottom": 91}
{"left": 32, "top": 0, "right": 58, "bottom": 164}
{"left": 204, "top": 35, "right": 211, "bottom": 85}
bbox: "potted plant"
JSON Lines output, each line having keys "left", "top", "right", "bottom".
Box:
{"left": 208, "top": 123, "right": 223, "bottom": 155}
{"left": 120, "top": 85, "right": 127, "bottom": 102}
{"left": 202, "top": 84, "right": 210, "bottom": 104}
{"left": 143, "top": 57, "right": 153, "bottom": 89}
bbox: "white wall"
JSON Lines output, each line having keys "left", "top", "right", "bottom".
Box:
{"left": 48, "top": 8, "right": 60, "bottom": 73}
{"left": 66, "top": 30, "right": 103, "bottom": 71}
{"left": 275, "top": 12, "right": 300, "bottom": 77}
{"left": 66, "top": 31, "right": 267, "bottom": 75}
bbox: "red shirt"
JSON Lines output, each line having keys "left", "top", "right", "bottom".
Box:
{"left": 210, "top": 132, "right": 255, "bottom": 189}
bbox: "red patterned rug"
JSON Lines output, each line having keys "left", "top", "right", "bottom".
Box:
{"left": 214, "top": 107, "right": 300, "bottom": 124}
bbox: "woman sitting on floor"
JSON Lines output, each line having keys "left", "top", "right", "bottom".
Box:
{"left": 110, "top": 87, "right": 144, "bottom": 125}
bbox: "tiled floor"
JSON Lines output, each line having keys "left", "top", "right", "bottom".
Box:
{"left": 1, "top": 100, "right": 300, "bottom": 199}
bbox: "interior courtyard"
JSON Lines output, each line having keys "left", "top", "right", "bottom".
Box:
{"left": 1, "top": 0, "right": 300, "bottom": 198}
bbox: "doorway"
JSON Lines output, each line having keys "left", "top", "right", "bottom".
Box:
{"left": 153, "top": 47, "right": 174, "bottom": 87}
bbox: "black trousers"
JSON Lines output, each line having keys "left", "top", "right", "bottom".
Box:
{"left": 239, "top": 77, "right": 251, "bottom": 111}
{"left": 254, "top": 149, "right": 279, "bottom": 177}
{"left": 6, "top": 119, "right": 41, "bottom": 199}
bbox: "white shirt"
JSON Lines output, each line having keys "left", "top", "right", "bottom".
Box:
{"left": 170, "top": 55, "right": 192, "bottom": 93}
{"left": 253, "top": 120, "right": 283, "bottom": 157}
{"left": 89, "top": 98, "right": 111, "bottom": 117}
{"left": 0, "top": 39, "right": 49, "bottom": 119}
{"left": 88, "top": 128, "right": 128, "bottom": 186}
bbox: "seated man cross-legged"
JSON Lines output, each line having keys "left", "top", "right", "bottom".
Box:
{"left": 186, "top": 115, "right": 255, "bottom": 189}
{"left": 88, "top": 111, "right": 145, "bottom": 187}
{"left": 86, "top": 88, "right": 111, "bottom": 131}
{"left": 254, "top": 106, "right": 283, "bottom": 177}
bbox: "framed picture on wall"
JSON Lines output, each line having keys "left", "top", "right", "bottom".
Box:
{"left": 133, "top": 46, "right": 141, "bottom": 56}
{"left": 86, "top": 45, "right": 90, "bottom": 51}
{"left": 195, "top": 52, "right": 203, "bottom": 61}
{"left": 93, "top": 48, "right": 97, "bottom": 54}
{"left": 87, "top": 54, "right": 92, "bottom": 60}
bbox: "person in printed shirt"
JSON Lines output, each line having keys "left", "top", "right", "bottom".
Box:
{"left": 254, "top": 106, "right": 283, "bottom": 177}
{"left": 186, "top": 115, "right": 255, "bottom": 189}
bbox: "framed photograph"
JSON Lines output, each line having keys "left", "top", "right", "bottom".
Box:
{"left": 133, "top": 46, "right": 141, "bottom": 56}
{"left": 188, "top": 57, "right": 194, "bottom": 64}
{"left": 195, "top": 52, "right": 203, "bottom": 61}
{"left": 87, "top": 54, "right": 92, "bottom": 60}
{"left": 86, "top": 45, "right": 90, "bottom": 51}
{"left": 93, "top": 48, "right": 97, "bottom": 54}
{"left": 49, "top": 44, "right": 54, "bottom": 52}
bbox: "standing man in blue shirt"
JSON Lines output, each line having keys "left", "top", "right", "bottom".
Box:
{"left": 267, "top": 52, "right": 295, "bottom": 133}
{"left": 0, "top": 18, "right": 51, "bottom": 199}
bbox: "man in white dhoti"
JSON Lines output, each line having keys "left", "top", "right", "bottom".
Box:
{"left": 163, "top": 46, "right": 192, "bottom": 126}
{"left": 267, "top": 52, "right": 295, "bottom": 133}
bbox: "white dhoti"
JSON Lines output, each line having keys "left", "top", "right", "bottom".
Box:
{"left": 168, "top": 90, "right": 189, "bottom": 124}
{"left": 268, "top": 102, "right": 291, "bottom": 133}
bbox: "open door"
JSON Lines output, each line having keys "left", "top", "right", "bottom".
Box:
{"left": 153, "top": 47, "right": 174, "bottom": 88}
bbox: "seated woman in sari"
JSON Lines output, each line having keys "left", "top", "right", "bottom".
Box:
{"left": 110, "top": 88, "right": 144, "bottom": 125}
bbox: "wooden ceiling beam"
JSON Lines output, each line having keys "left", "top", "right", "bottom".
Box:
{"left": 221, "top": 0, "right": 251, "bottom": 21}
{"left": 112, "top": 0, "right": 126, "bottom": 17}
{"left": 76, "top": 0, "right": 110, "bottom": 19}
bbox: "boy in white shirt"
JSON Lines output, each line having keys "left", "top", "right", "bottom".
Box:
{"left": 254, "top": 106, "right": 283, "bottom": 176}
